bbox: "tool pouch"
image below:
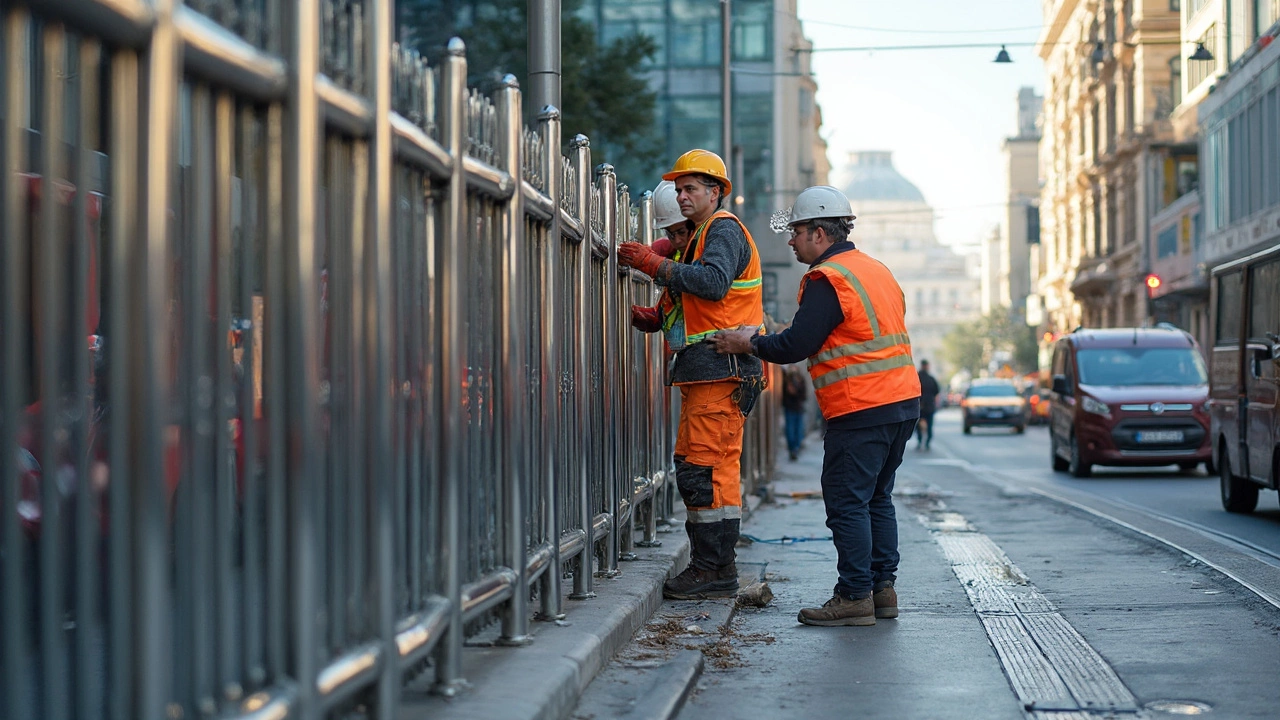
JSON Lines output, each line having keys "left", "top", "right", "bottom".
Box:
{"left": 732, "top": 372, "right": 767, "bottom": 417}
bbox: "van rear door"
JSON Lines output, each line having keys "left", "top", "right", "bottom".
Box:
{"left": 1245, "top": 258, "right": 1279, "bottom": 484}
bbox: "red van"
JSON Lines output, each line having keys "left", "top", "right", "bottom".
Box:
{"left": 1048, "top": 327, "right": 1212, "bottom": 477}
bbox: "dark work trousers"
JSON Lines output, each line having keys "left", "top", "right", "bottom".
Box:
{"left": 820, "top": 418, "right": 916, "bottom": 599}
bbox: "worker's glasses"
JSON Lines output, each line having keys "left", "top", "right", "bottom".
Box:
{"left": 788, "top": 223, "right": 813, "bottom": 240}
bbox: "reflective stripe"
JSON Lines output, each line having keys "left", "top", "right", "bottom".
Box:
{"left": 814, "top": 260, "right": 880, "bottom": 338}
{"left": 730, "top": 277, "right": 762, "bottom": 289}
{"left": 808, "top": 332, "right": 911, "bottom": 367}
{"left": 686, "top": 505, "right": 743, "bottom": 523}
{"left": 685, "top": 323, "right": 764, "bottom": 345}
{"left": 811, "top": 352, "right": 914, "bottom": 390}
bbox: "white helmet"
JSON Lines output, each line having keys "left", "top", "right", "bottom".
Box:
{"left": 771, "top": 185, "right": 856, "bottom": 233}
{"left": 651, "top": 180, "right": 684, "bottom": 229}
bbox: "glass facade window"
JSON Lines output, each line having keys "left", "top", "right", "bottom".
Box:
{"left": 670, "top": 0, "right": 721, "bottom": 66}
{"left": 732, "top": 0, "right": 770, "bottom": 61}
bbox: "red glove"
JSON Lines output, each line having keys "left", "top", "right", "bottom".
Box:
{"left": 650, "top": 236, "right": 675, "bottom": 258}
{"left": 617, "top": 241, "right": 666, "bottom": 277}
{"left": 631, "top": 305, "right": 662, "bottom": 333}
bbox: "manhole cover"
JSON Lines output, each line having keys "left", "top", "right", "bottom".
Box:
{"left": 1145, "top": 699, "right": 1213, "bottom": 715}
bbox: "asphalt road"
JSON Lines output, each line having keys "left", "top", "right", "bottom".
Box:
{"left": 578, "top": 409, "right": 1280, "bottom": 720}
{"left": 929, "top": 406, "right": 1280, "bottom": 587}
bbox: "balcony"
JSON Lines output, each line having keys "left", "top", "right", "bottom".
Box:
{"left": 1069, "top": 256, "right": 1117, "bottom": 296}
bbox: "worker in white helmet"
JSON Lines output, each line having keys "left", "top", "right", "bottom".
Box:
{"left": 630, "top": 181, "right": 695, "bottom": 352}
{"left": 710, "top": 185, "right": 920, "bottom": 627}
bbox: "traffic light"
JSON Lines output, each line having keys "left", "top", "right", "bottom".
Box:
{"left": 1145, "top": 273, "right": 1162, "bottom": 298}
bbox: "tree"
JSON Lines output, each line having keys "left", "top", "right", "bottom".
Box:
{"left": 399, "top": 0, "right": 662, "bottom": 172}
{"left": 942, "top": 307, "right": 1040, "bottom": 377}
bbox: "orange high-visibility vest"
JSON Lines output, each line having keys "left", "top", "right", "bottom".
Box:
{"left": 681, "top": 211, "right": 764, "bottom": 346}
{"left": 799, "top": 248, "right": 920, "bottom": 419}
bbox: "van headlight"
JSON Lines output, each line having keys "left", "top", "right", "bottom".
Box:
{"left": 1082, "top": 395, "right": 1111, "bottom": 418}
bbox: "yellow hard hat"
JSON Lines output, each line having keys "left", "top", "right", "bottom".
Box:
{"left": 662, "top": 149, "right": 732, "bottom": 195}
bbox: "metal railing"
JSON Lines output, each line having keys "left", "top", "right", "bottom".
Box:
{"left": 0, "top": 0, "right": 780, "bottom": 718}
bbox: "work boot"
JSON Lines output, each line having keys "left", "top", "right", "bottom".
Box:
{"left": 663, "top": 565, "right": 738, "bottom": 600}
{"left": 873, "top": 581, "right": 898, "bottom": 619}
{"left": 797, "top": 593, "right": 875, "bottom": 626}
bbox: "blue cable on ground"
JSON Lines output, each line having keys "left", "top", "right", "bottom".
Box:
{"left": 742, "top": 534, "right": 832, "bottom": 544}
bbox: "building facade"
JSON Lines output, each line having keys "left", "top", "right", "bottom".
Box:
{"left": 584, "top": 0, "right": 828, "bottom": 323}
{"left": 1034, "top": 0, "right": 1181, "bottom": 338}
{"left": 1148, "top": 0, "right": 1279, "bottom": 350}
{"left": 841, "top": 151, "right": 981, "bottom": 381}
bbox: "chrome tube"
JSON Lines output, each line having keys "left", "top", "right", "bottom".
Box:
{"left": 597, "top": 164, "right": 619, "bottom": 575}
{"left": 136, "top": 0, "right": 181, "bottom": 711}
{"left": 37, "top": 25, "right": 70, "bottom": 720}
{"left": 497, "top": 76, "right": 531, "bottom": 644}
{"left": 0, "top": 13, "right": 30, "bottom": 720}
{"left": 635, "top": 193, "right": 660, "bottom": 548}
{"left": 366, "top": 0, "right": 397, "bottom": 708}
{"left": 106, "top": 45, "right": 139, "bottom": 720}
{"left": 432, "top": 37, "right": 467, "bottom": 694}
{"left": 568, "top": 136, "right": 594, "bottom": 600}
{"left": 537, "top": 107, "right": 565, "bottom": 617}
{"left": 283, "top": 0, "right": 323, "bottom": 707}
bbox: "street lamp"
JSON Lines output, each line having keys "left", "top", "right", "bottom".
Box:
{"left": 1188, "top": 43, "right": 1214, "bottom": 62}
{"left": 993, "top": 45, "right": 1012, "bottom": 63}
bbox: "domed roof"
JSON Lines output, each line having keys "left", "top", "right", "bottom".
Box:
{"left": 842, "top": 151, "right": 925, "bottom": 203}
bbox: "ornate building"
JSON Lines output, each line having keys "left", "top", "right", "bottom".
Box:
{"left": 842, "top": 152, "right": 981, "bottom": 381}
{"left": 1034, "top": 0, "right": 1181, "bottom": 335}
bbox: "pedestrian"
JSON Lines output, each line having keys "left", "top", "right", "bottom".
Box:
{"left": 709, "top": 185, "right": 920, "bottom": 626}
{"left": 617, "top": 149, "right": 766, "bottom": 600}
{"left": 916, "top": 359, "right": 940, "bottom": 450}
{"left": 782, "top": 366, "right": 808, "bottom": 461}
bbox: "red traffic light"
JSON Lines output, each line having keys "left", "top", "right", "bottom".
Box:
{"left": 1145, "top": 273, "right": 1162, "bottom": 297}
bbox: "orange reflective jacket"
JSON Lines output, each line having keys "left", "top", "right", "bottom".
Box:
{"left": 798, "top": 249, "right": 920, "bottom": 419}
{"left": 682, "top": 212, "right": 764, "bottom": 346}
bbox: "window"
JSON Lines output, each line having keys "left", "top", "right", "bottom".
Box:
{"left": 1157, "top": 225, "right": 1178, "bottom": 258}
{"left": 1216, "top": 271, "right": 1243, "bottom": 345}
{"left": 1248, "top": 258, "right": 1280, "bottom": 342}
{"left": 1076, "top": 348, "right": 1208, "bottom": 386}
{"left": 1169, "top": 56, "right": 1182, "bottom": 110}
{"left": 732, "top": 1, "right": 770, "bottom": 61}
{"left": 1256, "top": 0, "right": 1278, "bottom": 39}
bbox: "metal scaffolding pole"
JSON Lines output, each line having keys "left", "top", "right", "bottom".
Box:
{"left": 529, "top": 0, "right": 561, "bottom": 115}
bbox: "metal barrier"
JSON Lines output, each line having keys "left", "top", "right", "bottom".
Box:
{"left": 0, "top": 0, "right": 778, "bottom": 717}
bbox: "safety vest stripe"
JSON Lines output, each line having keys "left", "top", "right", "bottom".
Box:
{"left": 811, "top": 352, "right": 914, "bottom": 390}
{"left": 686, "top": 323, "right": 765, "bottom": 344}
{"left": 814, "top": 261, "right": 881, "bottom": 338}
{"left": 808, "top": 332, "right": 911, "bottom": 367}
{"left": 730, "top": 277, "right": 762, "bottom": 289}
{"left": 686, "top": 505, "right": 743, "bottom": 523}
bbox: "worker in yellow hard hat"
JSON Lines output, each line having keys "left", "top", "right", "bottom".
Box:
{"left": 616, "top": 149, "right": 765, "bottom": 600}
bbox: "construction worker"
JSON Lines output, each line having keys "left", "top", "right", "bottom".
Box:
{"left": 617, "top": 150, "right": 765, "bottom": 600}
{"left": 630, "top": 181, "right": 694, "bottom": 349}
{"left": 709, "top": 185, "right": 920, "bottom": 626}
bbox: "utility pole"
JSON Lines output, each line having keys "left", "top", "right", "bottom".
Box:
{"left": 529, "top": 0, "right": 562, "bottom": 112}
{"left": 720, "top": 0, "right": 732, "bottom": 161}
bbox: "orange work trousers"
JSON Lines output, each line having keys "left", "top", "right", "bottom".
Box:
{"left": 673, "top": 380, "right": 744, "bottom": 522}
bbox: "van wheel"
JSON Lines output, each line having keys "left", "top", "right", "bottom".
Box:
{"left": 1068, "top": 434, "right": 1091, "bottom": 478}
{"left": 963, "top": 423, "right": 971, "bottom": 435}
{"left": 1219, "top": 451, "right": 1258, "bottom": 513}
{"left": 1051, "top": 432, "right": 1069, "bottom": 472}
{"left": 1177, "top": 461, "right": 1198, "bottom": 472}
{"left": 1014, "top": 424, "right": 1026, "bottom": 435}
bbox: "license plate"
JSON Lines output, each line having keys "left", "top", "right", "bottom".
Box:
{"left": 985, "top": 409, "right": 1004, "bottom": 417}
{"left": 1136, "top": 430, "right": 1183, "bottom": 443}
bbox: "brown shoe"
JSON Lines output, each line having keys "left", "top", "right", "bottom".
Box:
{"left": 663, "top": 565, "right": 739, "bottom": 600}
{"left": 797, "top": 594, "right": 875, "bottom": 626}
{"left": 873, "top": 584, "right": 898, "bottom": 619}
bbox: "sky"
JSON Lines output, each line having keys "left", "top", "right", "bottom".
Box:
{"left": 796, "top": 0, "right": 1047, "bottom": 251}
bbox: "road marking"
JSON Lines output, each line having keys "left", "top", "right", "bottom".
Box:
{"left": 907, "top": 494, "right": 1140, "bottom": 717}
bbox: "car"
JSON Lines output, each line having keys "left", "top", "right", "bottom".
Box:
{"left": 1021, "top": 385, "right": 1049, "bottom": 425}
{"left": 961, "top": 379, "right": 1028, "bottom": 434}
{"left": 1207, "top": 245, "right": 1279, "bottom": 513}
{"left": 1047, "top": 327, "right": 1211, "bottom": 478}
